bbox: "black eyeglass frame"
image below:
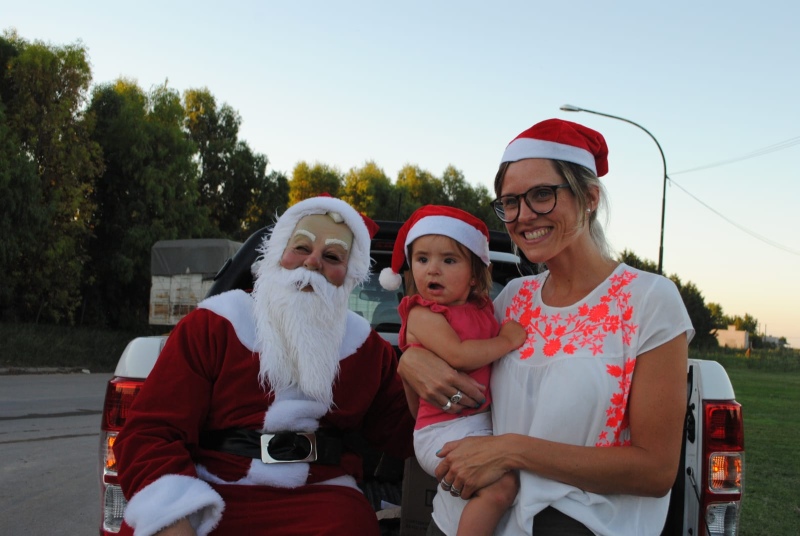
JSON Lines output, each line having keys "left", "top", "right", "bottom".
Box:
{"left": 491, "top": 184, "right": 572, "bottom": 223}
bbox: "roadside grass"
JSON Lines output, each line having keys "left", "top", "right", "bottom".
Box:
{"left": 2, "top": 322, "right": 798, "bottom": 533}
{"left": 0, "top": 322, "right": 167, "bottom": 373}
{"left": 712, "top": 364, "right": 800, "bottom": 535}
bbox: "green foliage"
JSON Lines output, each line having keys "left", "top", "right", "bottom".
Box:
{"left": 289, "top": 161, "right": 343, "bottom": 204}
{"left": 341, "top": 160, "right": 394, "bottom": 217}
{"left": 0, "top": 33, "right": 103, "bottom": 323}
{"left": 184, "top": 88, "right": 270, "bottom": 239}
{"left": 618, "top": 248, "right": 659, "bottom": 273}
{"left": 84, "top": 80, "right": 209, "bottom": 327}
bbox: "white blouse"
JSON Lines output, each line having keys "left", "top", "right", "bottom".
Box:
{"left": 491, "top": 263, "right": 694, "bottom": 535}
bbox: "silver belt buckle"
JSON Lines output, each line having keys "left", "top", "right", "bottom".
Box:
{"left": 260, "top": 432, "right": 318, "bottom": 463}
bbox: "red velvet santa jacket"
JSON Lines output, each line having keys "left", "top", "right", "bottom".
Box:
{"left": 113, "top": 289, "right": 414, "bottom": 536}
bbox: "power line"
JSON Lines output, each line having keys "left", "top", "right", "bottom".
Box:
{"left": 663, "top": 134, "right": 800, "bottom": 255}
{"left": 668, "top": 177, "right": 800, "bottom": 256}
{"left": 671, "top": 136, "right": 800, "bottom": 175}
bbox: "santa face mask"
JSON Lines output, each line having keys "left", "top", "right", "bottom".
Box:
{"left": 278, "top": 214, "right": 354, "bottom": 289}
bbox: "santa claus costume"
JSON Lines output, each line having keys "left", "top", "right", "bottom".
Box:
{"left": 114, "top": 196, "right": 415, "bottom": 536}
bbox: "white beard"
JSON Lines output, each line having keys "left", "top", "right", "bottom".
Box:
{"left": 253, "top": 265, "right": 352, "bottom": 408}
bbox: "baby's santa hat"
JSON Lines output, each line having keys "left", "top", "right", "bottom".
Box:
{"left": 379, "top": 205, "right": 490, "bottom": 291}
{"left": 257, "top": 195, "right": 379, "bottom": 287}
{"left": 501, "top": 118, "right": 609, "bottom": 177}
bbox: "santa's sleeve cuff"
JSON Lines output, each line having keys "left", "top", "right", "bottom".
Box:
{"left": 124, "top": 474, "right": 224, "bottom": 536}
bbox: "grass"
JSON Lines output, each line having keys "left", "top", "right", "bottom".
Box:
{"left": 0, "top": 322, "right": 168, "bottom": 373}
{"left": 1, "top": 322, "right": 798, "bottom": 533}
{"left": 682, "top": 347, "right": 800, "bottom": 535}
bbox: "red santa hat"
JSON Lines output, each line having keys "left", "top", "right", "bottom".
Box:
{"left": 257, "top": 195, "right": 379, "bottom": 288}
{"left": 501, "top": 118, "right": 609, "bottom": 177}
{"left": 379, "top": 205, "right": 490, "bottom": 291}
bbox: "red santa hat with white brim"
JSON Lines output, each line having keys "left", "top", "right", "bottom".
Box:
{"left": 501, "top": 118, "right": 609, "bottom": 177}
{"left": 379, "top": 205, "right": 490, "bottom": 291}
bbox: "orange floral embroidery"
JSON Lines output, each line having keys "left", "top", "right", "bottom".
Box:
{"left": 504, "top": 270, "right": 640, "bottom": 446}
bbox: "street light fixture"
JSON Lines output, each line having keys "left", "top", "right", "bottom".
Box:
{"left": 560, "top": 104, "right": 668, "bottom": 275}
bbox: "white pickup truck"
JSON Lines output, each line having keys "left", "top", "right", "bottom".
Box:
{"left": 98, "top": 222, "right": 744, "bottom": 536}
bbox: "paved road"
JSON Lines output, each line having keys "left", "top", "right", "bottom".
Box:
{"left": 0, "top": 372, "right": 112, "bottom": 535}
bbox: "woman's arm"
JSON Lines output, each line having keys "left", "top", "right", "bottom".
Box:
{"left": 435, "top": 333, "right": 689, "bottom": 499}
{"left": 407, "top": 306, "right": 526, "bottom": 371}
{"left": 397, "top": 345, "right": 486, "bottom": 411}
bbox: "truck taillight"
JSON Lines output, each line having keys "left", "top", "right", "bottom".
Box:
{"left": 700, "top": 401, "right": 744, "bottom": 536}
{"left": 102, "top": 378, "right": 142, "bottom": 431}
{"left": 100, "top": 378, "right": 144, "bottom": 534}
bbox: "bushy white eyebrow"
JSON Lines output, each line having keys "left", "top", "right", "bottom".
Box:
{"left": 325, "top": 238, "right": 350, "bottom": 251}
{"left": 294, "top": 229, "right": 316, "bottom": 241}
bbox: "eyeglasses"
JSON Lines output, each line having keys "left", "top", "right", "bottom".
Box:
{"left": 491, "top": 184, "right": 571, "bottom": 223}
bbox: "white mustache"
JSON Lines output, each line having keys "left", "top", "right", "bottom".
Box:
{"left": 286, "top": 268, "right": 330, "bottom": 291}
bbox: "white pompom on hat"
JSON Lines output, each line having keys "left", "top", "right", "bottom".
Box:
{"left": 501, "top": 118, "right": 609, "bottom": 177}
{"left": 379, "top": 205, "right": 490, "bottom": 291}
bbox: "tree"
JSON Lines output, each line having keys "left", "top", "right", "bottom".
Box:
{"left": 729, "top": 314, "right": 759, "bottom": 335}
{"left": 340, "top": 160, "right": 395, "bottom": 217}
{"left": 439, "top": 165, "right": 499, "bottom": 230}
{"left": 85, "top": 80, "right": 207, "bottom": 327}
{"left": 184, "top": 88, "right": 271, "bottom": 238}
{"left": 669, "top": 275, "right": 717, "bottom": 349}
{"left": 244, "top": 169, "right": 290, "bottom": 229}
{"left": 1, "top": 32, "right": 103, "bottom": 323}
{"left": 617, "top": 249, "right": 658, "bottom": 274}
{"left": 394, "top": 164, "right": 445, "bottom": 219}
{"left": 0, "top": 103, "right": 47, "bottom": 321}
{"left": 288, "top": 161, "right": 343, "bottom": 205}
{"left": 707, "top": 302, "right": 727, "bottom": 329}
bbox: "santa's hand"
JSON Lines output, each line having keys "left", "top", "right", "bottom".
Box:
{"left": 434, "top": 435, "right": 510, "bottom": 500}
{"left": 398, "top": 346, "right": 485, "bottom": 410}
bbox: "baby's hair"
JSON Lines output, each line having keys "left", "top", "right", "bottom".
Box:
{"left": 404, "top": 235, "right": 493, "bottom": 300}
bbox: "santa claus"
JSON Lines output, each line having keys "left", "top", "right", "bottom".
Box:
{"left": 114, "top": 196, "right": 415, "bottom": 536}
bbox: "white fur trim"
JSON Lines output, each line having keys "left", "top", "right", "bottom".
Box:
{"left": 406, "top": 215, "right": 490, "bottom": 265}
{"left": 198, "top": 290, "right": 257, "bottom": 351}
{"left": 501, "top": 138, "right": 596, "bottom": 174}
{"left": 340, "top": 310, "right": 372, "bottom": 357}
{"left": 265, "top": 396, "right": 328, "bottom": 432}
{"left": 379, "top": 267, "right": 403, "bottom": 291}
{"left": 124, "top": 474, "right": 223, "bottom": 536}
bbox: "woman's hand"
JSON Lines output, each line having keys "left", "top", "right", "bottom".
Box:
{"left": 397, "top": 346, "right": 485, "bottom": 412}
{"left": 435, "top": 435, "right": 511, "bottom": 499}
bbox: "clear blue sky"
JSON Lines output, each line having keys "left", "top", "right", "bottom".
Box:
{"left": 7, "top": 1, "right": 800, "bottom": 346}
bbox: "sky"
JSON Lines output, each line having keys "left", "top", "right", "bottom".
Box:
{"left": 6, "top": 1, "right": 800, "bottom": 347}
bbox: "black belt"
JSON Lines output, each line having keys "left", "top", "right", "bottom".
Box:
{"left": 199, "top": 428, "right": 343, "bottom": 465}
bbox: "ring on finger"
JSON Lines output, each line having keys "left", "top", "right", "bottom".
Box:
{"left": 440, "top": 479, "right": 452, "bottom": 491}
{"left": 450, "top": 486, "right": 461, "bottom": 497}
{"left": 441, "top": 400, "right": 453, "bottom": 411}
{"left": 450, "top": 390, "right": 463, "bottom": 404}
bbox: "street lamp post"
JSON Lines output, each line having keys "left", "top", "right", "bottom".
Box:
{"left": 560, "top": 104, "right": 668, "bottom": 275}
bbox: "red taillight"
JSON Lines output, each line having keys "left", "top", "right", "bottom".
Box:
{"left": 102, "top": 378, "right": 143, "bottom": 431}
{"left": 700, "top": 401, "right": 744, "bottom": 536}
{"left": 705, "top": 402, "right": 744, "bottom": 449}
{"left": 100, "top": 378, "right": 143, "bottom": 533}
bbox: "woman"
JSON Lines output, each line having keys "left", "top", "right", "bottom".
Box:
{"left": 398, "top": 118, "right": 694, "bottom": 535}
